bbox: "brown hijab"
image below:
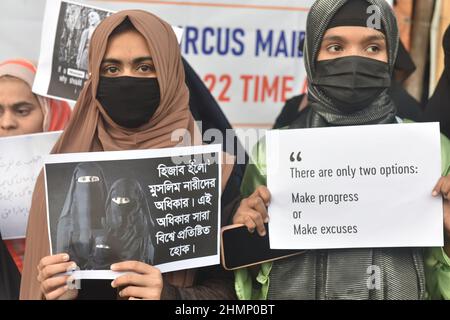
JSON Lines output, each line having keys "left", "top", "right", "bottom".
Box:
{"left": 20, "top": 10, "right": 234, "bottom": 299}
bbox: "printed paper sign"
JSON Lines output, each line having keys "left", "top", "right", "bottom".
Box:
{"left": 44, "top": 144, "right": 221, "bottom": 279}
{"left": 0, "top": 131, "right": 61, "bottom": 239}
{"left": 266, "top": 122, "right": 443, "bottom": 249}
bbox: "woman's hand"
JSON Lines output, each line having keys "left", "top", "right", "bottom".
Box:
{"left": 111, "top": 261, "right": 163, "bottom": 300}
{"left": 37, "top": 253, "right": 79, "bottom": 300}
{"left": 232, "top": 185, "right": 271, "bottom": 236}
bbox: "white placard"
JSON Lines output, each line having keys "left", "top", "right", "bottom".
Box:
{"left": 33, "top": 0, "right": 183, "bottom": 103}
{"left": 0, "top": 131, "right": 61, "bottom": 239}
{"left": 266, "top": 122, "right": 444, "bottom": 249}
{"left": 44, "top": 144, "right": 221, "bottom": 279}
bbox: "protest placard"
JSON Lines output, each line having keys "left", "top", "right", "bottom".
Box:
{"left": 44, "top": 144, "right": 221, "bottom": 279}
{"left": 0, "top": 131, "right": 61, "bottom": 239}
{"left": 266, "top": 123, "right": 443, "bottom": 249}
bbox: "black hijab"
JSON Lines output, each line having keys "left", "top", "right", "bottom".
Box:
{"left": 56, "top": 162, "right": 107, "bottom": 269}
{"left": 421, "top": 25, "right": 450, "bottom": 138}
{"left": 273, "top": 40, "right": 421, "bottom": 129}
{"left": 296, "top": 0, "right": 399, "bottom": 128}
{"left": 102, "top": 178, "right": 154, "bottom": 266}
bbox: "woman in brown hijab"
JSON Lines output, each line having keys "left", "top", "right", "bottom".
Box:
{"left": 20, "top": 10, "right": 236, "bottom": 300}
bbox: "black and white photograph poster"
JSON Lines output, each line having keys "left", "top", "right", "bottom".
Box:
{"left": 33, "top": 0, "right": 183, "bottom": 103}
{"left": 44, "top": 144, "right": 221, "bottom": 279}
{"left": 33, "top": 0, "right": 113, "bottom": 102}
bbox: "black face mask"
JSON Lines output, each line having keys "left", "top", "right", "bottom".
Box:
{"left": 312, "top": 56, "right": 391, "bottom": 113}
{"left": 96, "top": 76, "right": 160, "bottom": 128}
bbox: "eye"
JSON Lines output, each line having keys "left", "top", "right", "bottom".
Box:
{"left": 137, "top": 64, "right": 155, "bottom": 73}
{"left": 77, "top": 176, "right": 88, "bottom": 183}
{"left": 327, "top": 44, "right": 343, "bottom": 53}
{"left": 102, "top": 65, "right": 120, "bottom": 75}
{"left": 366, "top": 45, "right": 381, "bottom": 53}
{"left": 112, "top": 197, "right": 131, "bottom": 205}
{"left": 77, "top": 176, "right": 100, "bottom": 183}
{"left": 16, "top": 107, "right": 32, "bottom": 117}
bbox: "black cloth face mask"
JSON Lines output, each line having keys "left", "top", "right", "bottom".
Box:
{"left": 97, "top": 76, "right": 160, "bottom": 128}
{"left": 312, "top": 56, "right": 391, "bottom": 113}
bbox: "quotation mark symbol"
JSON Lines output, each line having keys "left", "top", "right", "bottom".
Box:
{"left": 290, "top": 152, "right": 302, "bottom": 162}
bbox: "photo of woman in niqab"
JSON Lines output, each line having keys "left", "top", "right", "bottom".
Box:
{"left": 100, "top": 178, "right": 155, "bottom": 268}
{"left": 56, "top": 162, "right": 107, "bottom": 269}
{"left": 21, "top": 10, "right": 236, "bottom": 300}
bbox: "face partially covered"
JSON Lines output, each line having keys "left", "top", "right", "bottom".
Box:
{"left": 100, "top": 29, "right": 156, "bottom": 78}
{"left": 112, "top": 197, "right": 131, "bottom": 205}
{"left": 0, "top": 77, "right": 43, "bottom": 137}
{"left": 77, "top": 176, "right": 100, "bottom": 183}
{"left": 317, "top": 26, "right": 388, "bottom": 63}
{"left": 96, "top": 24, "right": 161, "bottom": 129}
{"left": 311, "top": 26, "right": 391, "bottom": 113}
{"left": 107, "top": 186, "right": 139, "bottom": 229}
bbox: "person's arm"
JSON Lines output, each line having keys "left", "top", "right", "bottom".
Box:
{"left": 445, "top": 243, "right": 450, "bottom": 258}
{"left": 240, "top": 140, "right": 268, "bottom": 198}
{"left": 233, "top": 139, "right": 270, "bottom": 236}
{"left": 425, "top": 247, "right": 450, "bottom": 300}
{"left": 425, "top": 134, "right": 450, "bottom": 299}
{"left": 231, "top": 140, "right": 274, "bottom": 300}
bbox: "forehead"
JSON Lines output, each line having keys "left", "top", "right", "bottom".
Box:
{"left": 103, "top": 29, "right": 151, "bottom": 60}
{"left": 0, "top": 77, "right": 34, "bottom": 101}
{"left": 322, "top": 26, "right": 385, "bottom": 42}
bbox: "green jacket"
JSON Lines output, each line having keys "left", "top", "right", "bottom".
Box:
{"left": 235, "top": 122, "right": 450, "bottom": 300}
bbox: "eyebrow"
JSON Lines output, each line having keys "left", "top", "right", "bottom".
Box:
{"left": 322, "top": 34, "right": 385, "bottom": 43}
{"left": 101, "top": 56, "right": 153, "bottom": 65}
{"left": 361, "top": 34, "right": 386, "bottom": 43}
{"left": 322, "top": 35, "right": 347, "bottom": 43}
{"left": 0, "top": 101, "right": 35, "bottom": 109}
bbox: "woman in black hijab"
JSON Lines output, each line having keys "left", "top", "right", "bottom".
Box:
{"left": 422, "top": 25, "right": 450, "bottom": 138}
{"left": 233, "top": 0, "right": 450, "bottom": 300}
{"left": 273, "top": 17, "right": 422, "bottom": 129}
{"left": 100, "top": 178, "right": 155, "bottom": 268}
{"left": 56, "top": 162, "right": 107, "bottom": 269}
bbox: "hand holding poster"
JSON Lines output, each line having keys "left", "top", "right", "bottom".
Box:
{"left": 0, "top": 131, "right": 62, "bottom": 239}
{"left": 266, "top": 122, "right": 443, "bottom": 250}
{"left": 44, "top": 144, "right": 221, "bottom": 279}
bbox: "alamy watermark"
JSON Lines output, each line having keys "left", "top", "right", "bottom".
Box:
{"left": 366, "top": 265, "right": 381, "bottom": 290}
{"left": 366, "top": 4, "right": 382, "bottom": 30}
